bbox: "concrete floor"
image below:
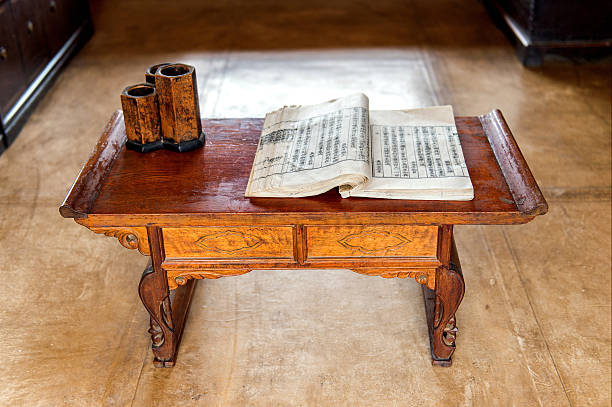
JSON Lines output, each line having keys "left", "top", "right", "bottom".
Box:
{"left": 0, "top": 0, "right": 610, "bottom": 405}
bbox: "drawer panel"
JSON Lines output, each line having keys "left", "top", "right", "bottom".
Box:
{"left": 10, "top": 0, "right": 50, "bottom": 82}
{"left": 0, "top": 2, "right": 27, "bottom": 116}
{"left": 163, "top": 227, "right": 294, "bottom": 259}
{"left": 306, "top": 226, "right": 438, "bottom": 258}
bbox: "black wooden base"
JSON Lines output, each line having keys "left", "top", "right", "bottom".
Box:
{"left": 126, "top": 139, "right": 164, "bottom": 153}
{"left": 163, "top": 132, "right": 206, "bottom": 153}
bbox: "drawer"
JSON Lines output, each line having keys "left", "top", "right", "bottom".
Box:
{"left": 41, "top": 0, "right": 87, "bottom": 54}
{"left": 10, "top": 0, "right": 50, "bottom": 82}
{"left": 0, "top": 2, "right": 26, "bottom": 116}
{"left": 163, "top": 227, "right": 294, "bottom": 259}
{"left": 306, "top": 225, "right": 438, "bottom": 259}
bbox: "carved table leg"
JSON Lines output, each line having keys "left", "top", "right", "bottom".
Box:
{"left": 422, "top": 227, "right": 465, "bottom": 366}
{"left": 139, "top": 226, "right": 196, "bottom": 367}
{"left": 139, "top": 263, "right": 175, "bottom": 366}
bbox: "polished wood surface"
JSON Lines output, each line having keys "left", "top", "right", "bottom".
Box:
{"left": 60, "top": 112, "right": 547, "bottom": 368}
{"left": 59, "top": 112, "right": 125, "bottom": 219}
{"left": 163, "top": 226, "right": 294, "bottom": 259}
{"left": 61, "top": 110, "right": 546, "bottom": 226}
{"left": 2, "top": 0, "right": 605, "bottom": 402}
{"left": 305, "top": 225, "right": 438, "bottom": 258}
{"left": 479, "top": 110, "right": 548, "bottom": 216}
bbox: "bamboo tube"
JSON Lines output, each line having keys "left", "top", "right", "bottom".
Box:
{"left": 120, "top": 83, "right": 163, "bottom": 152}
{"left": 155, "top": 63, "right": 205, "bottom": 152}
{"left": 145, "top": 63, "right": 171, "bottom": 85}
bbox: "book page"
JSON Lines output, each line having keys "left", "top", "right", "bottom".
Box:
{"left": 341, "top": 106, "right": 474, "bottom": 200}
{"left": 245, "top": 93, "right": 371, "bottom": 197}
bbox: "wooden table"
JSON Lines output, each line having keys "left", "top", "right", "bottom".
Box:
{"left": 60, "top": 110, "right": 547, "bottom": 367}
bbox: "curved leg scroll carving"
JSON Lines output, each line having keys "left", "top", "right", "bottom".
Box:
{"left": 167, "top": 269, "right": 252, "bottom": 290}
{"left": 433, "top": 263, "right": 464, "bottom": 359}
{"left": 138, "top": 264, "right": 175, "bottom": 364}
{"left": 423, "top": 234, "right": 465, "bottom": 366}
{"left": 86, "top": 226, "right": 149, "bottom": 255}
{"left": 140, "top": 226, "right": 197, "bottom": 368}
{"left": 148, "top": 319, "right": 164, "bottom": 348}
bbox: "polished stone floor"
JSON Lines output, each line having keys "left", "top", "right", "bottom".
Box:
{"left": 0, "top": 0, "right": 610, "bottom": 405}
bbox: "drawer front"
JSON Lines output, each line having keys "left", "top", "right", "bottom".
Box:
{"left": 306, "top": 226, "right": 438, "bottom": 259}
{"left": 10, "top": 0, "right": 51, "bottom": 81}
{"left": 0, "top": 2, "right": 26, "bottom": 116}
{"left": 163, "top": 227, "right": 294, "bottom": 259}
{"left": 42, "top": 0, "right": 88, "bottom": 54}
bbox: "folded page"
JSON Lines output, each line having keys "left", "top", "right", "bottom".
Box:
{"left": 341, "top": 106, "right": 474, "bottom": 200}
{"left": 246, "top": 93, "right": 371, "bottom": 197}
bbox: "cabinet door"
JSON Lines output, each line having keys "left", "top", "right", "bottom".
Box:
{"left": 10, "top": 0, "right": 50, "bottom": 82}
{"left": 41, "top": 0, "right": 84, "bottom": 54}
{"left": 0, "top": 2, "right": 26, "bottom": 117}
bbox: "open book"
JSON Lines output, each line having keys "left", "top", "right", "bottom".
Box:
{"left": 245, "top": 93, "right": 473, "bottom": 200}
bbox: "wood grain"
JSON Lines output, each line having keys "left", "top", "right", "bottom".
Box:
{"left": 60, "top": 113, "right": 548, "bottom": 225}
{"left": 120, "top": 83, "right": 162, "bottom": 146}
{"left": 164, "top": 265, "right": 436, "bottom": 290}
{"left": 306, "top": 225, "right": 438, "bottom": 258}
{"left": 59, "top": 111, "right": 125, "bottom": 219}
{"left": 85, "top": 225, "right": 149, "bottom": 255}
{"left": 155, "top": 64, "right": 202, "bottom": 144}
{"left": 59, "top": 113, "right": 548, "bottom": 368}
{"left": 163, "top": 276, "right": 196, "bottom": 367}
{"left": 139, "top": 227, "right": 175, "bottom": 366}
{"left": 163, "top": 227, "right": 294, "bottom": 259}
{"left": 145, "top": 62, "right": 171, "bottom": 84}
{"left": 479, "top": 110, "right": 548, "bottom": 216}
{"left": 424, "top": 232, "right": 465, "bottom": 366}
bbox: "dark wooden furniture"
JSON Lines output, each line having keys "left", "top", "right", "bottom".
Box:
{"left": 482, "top": 0, "right": 612, "bottom": 66}
{"left": 0, "top": 0, "right": 92, "bottom": 152}
{"left": 0, "top": 119, "right": 5, "bottom": 153}
{"left": 60, "top": 110, "right": 547, "bottom": 367}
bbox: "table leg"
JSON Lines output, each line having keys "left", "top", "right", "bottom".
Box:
{"left": 422, "top": 233, "right": 465, "bottom": 366}
{"left": 139, "top": 226, "right": 196, "bottom": 367}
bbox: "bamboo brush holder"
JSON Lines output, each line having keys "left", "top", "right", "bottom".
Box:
{"left": 145, "top": 63, "right": 171, "bottom": 85}
{"left": 155, "top": 63, "right": 205, "bottom": 152}
{"left": 120, "top": 83, "right": 163, "bottom": 153}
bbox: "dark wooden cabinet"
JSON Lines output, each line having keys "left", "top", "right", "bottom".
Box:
{"left": 0, "top": 0, "right": 92, "bottom": 152}
{"left": 10, "top": 0, "right": 51, "bottom": 81}
{"left": 43, "top": 0, "right": 87, "bottom": 54}
{"left": 0, "top": 1, "right": 27, "bottom": 118}
{"left": 483, "top": 0, "right": 612, "bottom": 66}
{"left": 0, "top": 118, "right": 6, "bottom": 152}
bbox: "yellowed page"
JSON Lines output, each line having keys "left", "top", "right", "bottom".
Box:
{"left": 341, "top": 106, "right": 474, "bottom": 200}
{"left": 245, "top": 93, "right": 371, "bottom": 197}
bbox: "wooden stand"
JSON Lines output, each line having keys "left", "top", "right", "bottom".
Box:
{"left": 60, "top": 110, "right": 547, "bottom": 367}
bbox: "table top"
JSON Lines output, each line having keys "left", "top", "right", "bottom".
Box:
{"left": 60, "top": 110, "right": 547, "bottom": 226}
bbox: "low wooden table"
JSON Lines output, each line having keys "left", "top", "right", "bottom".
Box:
{"left": 60, "top": 110, "right": 547, "bottom": 367}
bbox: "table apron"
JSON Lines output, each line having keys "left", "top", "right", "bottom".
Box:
{"left": 162, "top": 260, "right": 439, "bottom": 290}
